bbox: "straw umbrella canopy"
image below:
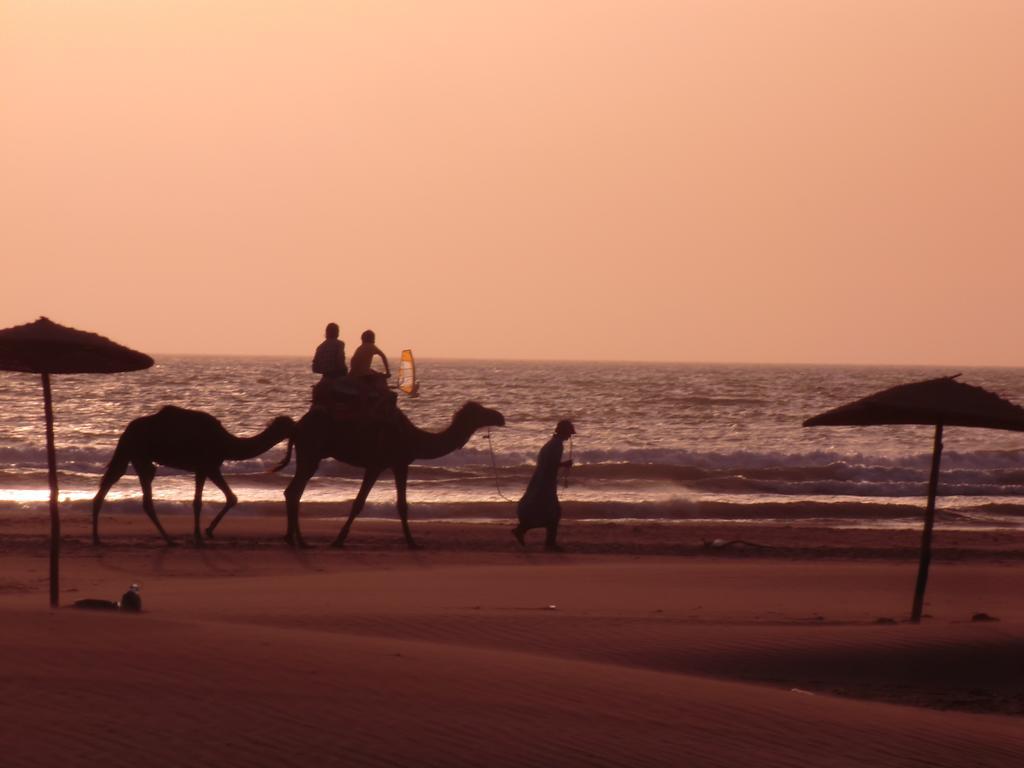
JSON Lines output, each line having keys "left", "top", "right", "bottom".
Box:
{"left": 804, "top": 375, "right": 1024, "bottom": 622}
{"left": 0, "top": 317, "right": 153, "bottom": 606}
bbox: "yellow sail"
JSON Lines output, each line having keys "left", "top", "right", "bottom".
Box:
{"left": 397, "top": 349, "right": 418, "bottom": 396}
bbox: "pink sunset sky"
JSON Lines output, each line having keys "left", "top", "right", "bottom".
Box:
{"left": 2, "top": 1, "right": 1021, "bottom": 364}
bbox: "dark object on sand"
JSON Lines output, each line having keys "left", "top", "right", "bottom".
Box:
{"left": 0, "top": 317, "right": 153, "bottom": 607}
{"left": 971, "top": 612, "right": 999, "bottom": 622}
{"left": 71, "top": 584, "right": 142, "bottom": 613}
{"left": 804, "top": 376, "right": 1024, "bottom": 623}
{"left": 702, "top": 538, "right": 771, "bottom": 549}
{"left": 72, "top": 599, "right": 120, "bottom": 611}
{"left": 120, "top": 585, "right": 142, "bottom": 612}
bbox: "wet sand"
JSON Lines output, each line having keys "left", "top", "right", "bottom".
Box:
{"left": 1, "top": 513, "right": 1022, "bottom": 767}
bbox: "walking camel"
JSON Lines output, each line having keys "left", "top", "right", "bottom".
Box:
{"left": 264, "top": 401, "right": 505, "bottom": 548}
{"left": 92, "top": 406, "right": 296, "bottom": 545}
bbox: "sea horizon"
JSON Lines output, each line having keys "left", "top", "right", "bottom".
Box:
{"left": 3, "top": 357, "right": 1023, "bottom": 532}
{"left": 140, "top": 352, "right": 1024, "bottom": 370}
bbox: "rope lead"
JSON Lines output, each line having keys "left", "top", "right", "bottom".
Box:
{"left": 562, "top": 436, "right": 573, "bottom": 489}
{"left": 485, "top": 428, "right": 518, "bottom": 503}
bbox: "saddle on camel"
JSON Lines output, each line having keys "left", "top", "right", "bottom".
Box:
{"left": 311, "top": 372, "right": 398, "bottom": 421}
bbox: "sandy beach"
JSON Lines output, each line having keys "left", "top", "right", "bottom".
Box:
{"left": 6, "top": 0, "right": 1024, "bottom": 764}
{"left": 1, "top": 513, "right": 1022, "bottom": 767}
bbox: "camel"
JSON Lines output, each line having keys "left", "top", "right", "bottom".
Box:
{"left": 92, "top": 406, "right": 296, "bottom": 545}
{"left": 271, "top": 401, "right": 505, "bottom": 548}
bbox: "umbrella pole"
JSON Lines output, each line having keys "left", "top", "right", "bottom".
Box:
{"left": 42, "top": 373, "right": 60, "bottom": 608}
{"left": 911, "top": 423, "right": 943, "bottom": 623}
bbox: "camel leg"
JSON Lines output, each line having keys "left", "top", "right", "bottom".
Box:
{"left": 204, "top": 468, "right": 238, "bottom": 538}
{"left": 191, "top": 473, "right": 206, "bottom": 546}
{"left": 92, "top": 452, "right": 130, "bottom": 546}
{"left": 136, "top": 461, "right": 174, "bottom": 545}
{"left": 394, "top": 464, "right": 419, "bottom": 549}
{"left": 332, "top": 466, "right": 382, "bottom": 548}
{"left": 284, "top": 458, "right": 319, "bottom": 548}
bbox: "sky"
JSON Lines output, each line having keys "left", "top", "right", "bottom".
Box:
{"left": 2, "top": 1, "right": 1022, "bottom": 365}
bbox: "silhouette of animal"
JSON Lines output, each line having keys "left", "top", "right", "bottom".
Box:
{"left": 269, "top": 401, "right": 504, "bottom": 548}
{"left": 92, "top": 406, "right": 296, "bottom": 545}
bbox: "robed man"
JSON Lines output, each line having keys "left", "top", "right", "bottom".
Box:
{"left": 512, "top": 420, "right": 575, "bottom": 551}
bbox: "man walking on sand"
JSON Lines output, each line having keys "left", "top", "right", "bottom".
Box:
{"left": 513, "top": 420, "right": 575, "bottom": 551}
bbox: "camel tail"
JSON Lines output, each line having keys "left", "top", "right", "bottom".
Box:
{"left": 269, "top": 437, "right": 294, "bottom": 473}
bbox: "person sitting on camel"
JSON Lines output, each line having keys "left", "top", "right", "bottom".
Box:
{"left": 312, "top": 322, "right": 347, "bottom": 380}
{"left": 311, "top": 322, "right": 353, "bottom": 406}
{"left": 349, "top": 329, "right": 394, "bottom": 414}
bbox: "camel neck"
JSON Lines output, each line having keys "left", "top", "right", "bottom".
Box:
{"left": 224, "top": 426, "right": 287, "bottom": 461}
{"left": 410, "top": 416, "right": 478, "bottom": 460}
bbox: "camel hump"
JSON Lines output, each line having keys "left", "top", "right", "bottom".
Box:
{"left": 156, "top": 405, "right": 203, "bottom": 419}
{"left": 153, "top": 405, "right": 221, "bottom": 427}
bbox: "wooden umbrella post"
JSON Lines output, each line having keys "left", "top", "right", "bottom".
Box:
{"left": 911, "top": 422, "right": 943, "bottom": 623}
{"left": 41, "top": 372, "right": 60, "bottom": 608}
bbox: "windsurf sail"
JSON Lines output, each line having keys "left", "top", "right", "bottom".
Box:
{"left": 397, "top": 349, "right": 418, "bottom": 396}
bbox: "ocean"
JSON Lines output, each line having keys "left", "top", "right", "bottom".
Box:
{"left": 2, "top": 357, "right": 1024, "bottom": 531}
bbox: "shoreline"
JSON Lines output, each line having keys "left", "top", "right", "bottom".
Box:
{"left": 5, "top": 495, "right": 1024, "bottom": 530}
{"left": 4, "top": 511, "right": 1024, "bottom": 561}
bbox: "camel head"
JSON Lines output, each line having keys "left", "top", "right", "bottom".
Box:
{"left": 455, "top": 401, "right": 505, "bottom": 430}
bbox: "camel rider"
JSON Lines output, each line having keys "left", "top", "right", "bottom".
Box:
{"left": 349, "top": 329, "right": 390, "bottom": 378}
{"left": 311, "top": 323, "right": 349, "bottom": 406}
{"left": 313, "top": 323, "right": 347, "bottom": 379}
{"left": 349, "top": 330, "right": 394, "bottom": 414}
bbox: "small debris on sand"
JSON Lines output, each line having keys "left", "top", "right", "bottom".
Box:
{"left": 702, "top": 538, "right": 771, "bottom": 549}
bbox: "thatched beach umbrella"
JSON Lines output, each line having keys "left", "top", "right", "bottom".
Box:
{"left": 803, "top": 375, "right": 1024, "bottom": 622}
{"left": 0, "top": 317, "right": 153, "bottom": 606}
